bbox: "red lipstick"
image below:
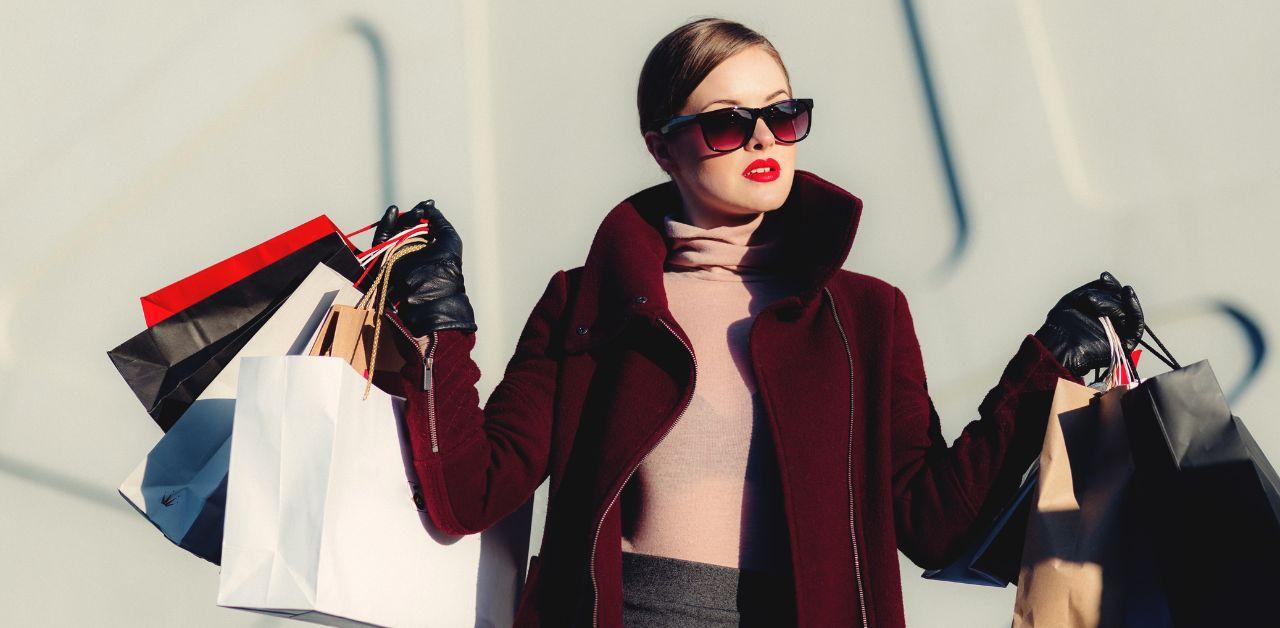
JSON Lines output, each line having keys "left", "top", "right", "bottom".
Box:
{"left": 742, "top": 157, "right": 780, "bottom": 182}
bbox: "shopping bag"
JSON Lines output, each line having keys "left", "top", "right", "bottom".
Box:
{"left": 108, "top": 232, "right": 362, "bottom": 431}
{"left": 925, "top": 346, "right": 1152, "bottom": 588}
{"left": 307, "top": 233, "right": 427, "bottom": 395}
{"left": 921, "top": 339, "right": 1148, "bottom": 587}
{"left": 921, "top": 461, "right": 1040, "bottom": 586}
{"left": 1121, "top": 357, "right": 1280, "bottom": 625}
{"left": 966, "top": 465, "right": 1039, "bottom": 586}
{"left": 141, "top": 215, "right": 354, "bottom": 327}
{"left": 117, "top": 263, "right": 363, "bottom": 563}
{"left": 217, "top": 355, "right": 527, "bottom": 627}
{"left": 1012, "top": 318, "right": 1170, "bottom": 627}
{"left": 1011, "top": 379, "right": 1129, "bottom": 625}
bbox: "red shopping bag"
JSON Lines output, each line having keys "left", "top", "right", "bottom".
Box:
{"left": 140, "top": 215, "right": 357, "bottom": 326}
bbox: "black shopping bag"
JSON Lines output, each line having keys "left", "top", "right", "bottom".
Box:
{"left": 921, "top": 461, "right": 1039, "bottom": 586}
{"left": 1121, "top": 358, "right": 1280, "bottom": 626}
{"left": 108, "top": 233, "right": 362, "bottom": 431}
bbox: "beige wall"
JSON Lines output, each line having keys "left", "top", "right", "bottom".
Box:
{"left": 2, "top": 1, "right": 1276, "bottom": 625}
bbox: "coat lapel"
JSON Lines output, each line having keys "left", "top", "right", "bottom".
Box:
{"left": 561, "top": 169, "right": 864, "bottom": 356}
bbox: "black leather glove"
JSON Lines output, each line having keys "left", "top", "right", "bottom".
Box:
{"left": 370, "top": 200, "right": 478, "bottom": 336}
{"left": 1033, "top": 271, "right": 1144, "bottom": 378}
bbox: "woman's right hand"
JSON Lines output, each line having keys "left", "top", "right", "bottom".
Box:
{"left": 372, "top": 200, "right": 477, "bottom": 337}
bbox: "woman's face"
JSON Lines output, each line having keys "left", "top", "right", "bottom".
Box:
{"left": 644, "top": 46, "right": 796, "bottom": 228}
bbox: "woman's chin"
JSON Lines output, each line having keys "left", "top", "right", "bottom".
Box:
{"left": 734, "top": 178, "right": 791, "bottom": 209}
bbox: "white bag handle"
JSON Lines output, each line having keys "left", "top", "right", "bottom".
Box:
{"left": 356, "top": 223, "right": 432, "bottom": 268}
{"left": 1099, "top": 316, "right": 1138, "bottom": 389}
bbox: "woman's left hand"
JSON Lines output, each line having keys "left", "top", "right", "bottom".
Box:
{"left": 1033, "top": 271, "right": 1144, "bottom": 378}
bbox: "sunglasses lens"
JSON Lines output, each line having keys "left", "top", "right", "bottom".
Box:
{"left": 766, "top": 101, "right": 811, "bottom": 143}
{"left": 701, "top": 109, "right": 753, "bottom": 151}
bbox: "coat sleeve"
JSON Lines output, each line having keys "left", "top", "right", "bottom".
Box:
{"left": 888, "top": 286, "right": 1080, "bottom": 569}
{"left": 395, "top": 269, "right": 569, "bottom": 535}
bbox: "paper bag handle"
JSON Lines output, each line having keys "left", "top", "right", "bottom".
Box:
{"left": 1100, "top": 316, "right": 1137, "bottom": 389}
{"left": 307, "top": 234, "right": 428, "bottom": 399}
{"left": 1137, "top": 324, "right": 1180, "bottom": 371}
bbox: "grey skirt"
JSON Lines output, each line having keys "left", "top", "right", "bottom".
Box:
{"left": 620, "top": 551, "right": 797, "bottom": 628}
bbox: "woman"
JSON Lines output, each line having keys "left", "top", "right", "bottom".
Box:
{"left": 372, "top": 17, "right": 1144, "bottom": 628}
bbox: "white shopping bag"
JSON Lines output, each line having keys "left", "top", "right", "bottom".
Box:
{"left": 118, "top": 263, "right": 362, "bottom": 563}
{"left": 218, "top": 355, "right": 528, "bottom": 627}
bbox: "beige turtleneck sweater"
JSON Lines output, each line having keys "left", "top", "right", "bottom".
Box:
{"left": 618, "top": 208, "right": 798, "bottom": 576}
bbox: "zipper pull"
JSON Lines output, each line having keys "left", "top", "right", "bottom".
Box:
{"left": 417, "top": 331, "right": 434, "bottom": 392}
{"left": 422, "top": 354, "right": 433, "bottom": 392}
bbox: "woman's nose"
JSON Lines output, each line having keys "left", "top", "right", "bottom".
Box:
{"left": 749, "top": 116, "right": 776, "bottom": 149}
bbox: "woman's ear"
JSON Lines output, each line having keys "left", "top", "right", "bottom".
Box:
{"left": 643, "top": 130, "right": 678, "bottom": 174}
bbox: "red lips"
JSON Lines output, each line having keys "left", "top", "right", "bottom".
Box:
{"left": 742, "top": 157, "right": 780, "bottom": 182}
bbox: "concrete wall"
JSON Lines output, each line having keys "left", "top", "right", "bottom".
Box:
{"left": 2, "top": 1, "right": 1275, "bottom": 625}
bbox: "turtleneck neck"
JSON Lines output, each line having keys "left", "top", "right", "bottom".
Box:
{"left": 662, "top": 210, "right": 786, "bottom": 282}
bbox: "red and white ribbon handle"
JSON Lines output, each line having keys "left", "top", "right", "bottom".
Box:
{"left": 355, "top": 223, "right": 431, "bottom": 268}
{"left": 1099, "top": 316, "right": 1140, "bottom": 389}
{"left": 339, "top": 220, "right": 432, "bottom": 290}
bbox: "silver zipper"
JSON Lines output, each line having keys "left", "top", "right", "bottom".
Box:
{"left": 589, "top": 317, "right": 697, "bottom": 628}
{"left": 424, "top": 330, "right": 439, "bottom": 452}
{"left": 385, "top": 316, "right": 439, "bottom": 453}
{"left": 824, "top": 286, "right": 868, "bottom": 627}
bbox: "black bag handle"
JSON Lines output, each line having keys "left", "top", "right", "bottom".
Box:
{"left": 1138, "top": 324, "right": 1181, "bottom": 371}
{"left": 1089, "top": 322, "right": 1181, "bottom": 387}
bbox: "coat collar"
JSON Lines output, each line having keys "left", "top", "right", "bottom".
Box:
{"left": 562, "top": 169, "right": 864, "bottom": 354}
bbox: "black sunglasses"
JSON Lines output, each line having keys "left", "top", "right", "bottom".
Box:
{"left": 658, "top": 98, "right": 814, "bottom": 152}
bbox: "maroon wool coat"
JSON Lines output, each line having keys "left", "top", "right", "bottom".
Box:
{"left": 389, "top": 169, "right": 1080, "bottom": 627}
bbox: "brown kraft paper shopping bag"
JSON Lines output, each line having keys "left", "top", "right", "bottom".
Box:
{"left": 308, "top": 235, "right": 426, "bottom": 397}
{"left": 308, "top": 304, "right": 372, "bottom": 365}
{"left": 1012, "top": 379, "right": 1134, "bottom": 627}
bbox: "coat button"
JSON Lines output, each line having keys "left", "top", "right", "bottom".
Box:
{"left": 633, "top": 295, "right": 648, "bottom": 304}
{"left": 576, "top": 325, "right": 589, "bottom": 335}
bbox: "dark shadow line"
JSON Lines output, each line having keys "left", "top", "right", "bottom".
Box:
{"left": 0, "top": 453, "right": 132, "bottom": 514}
{"left": 901, "top": 0, "right": 970, "bottom": 278}
{"left": 1214, "top": 300, "right": 1267, "bottom": 403}
{"left": 348, "top": 18, "right": 396, "bottom": 207}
